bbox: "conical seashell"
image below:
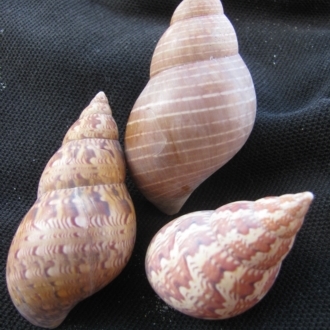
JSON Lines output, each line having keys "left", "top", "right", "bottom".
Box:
{"left": 6, "top": 92, "right": 136, "bottom": 329}
{"left": 145, "top": 192, "right": 313, "bottom": 319}
{"left": 125, "top": 0, "right": 256, "bottom": 215}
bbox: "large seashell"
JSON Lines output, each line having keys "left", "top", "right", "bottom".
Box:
{"left": 125, "top": 0, "right": 257, "bottom": 215}
{"left": 145, "top": 192, "right": 313, "bottom": 319}
{"left": 6, "top": 92, "right": 136, "bottom": 328}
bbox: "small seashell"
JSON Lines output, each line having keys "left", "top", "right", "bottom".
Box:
{"left": 145, "top": 192, "right": 313, "bottom": 319}
{"left": 6, "top": 92, "right": 136, "bottom": 328}
{"left": 125, "top": 0, "right": 256, "bottom": 214}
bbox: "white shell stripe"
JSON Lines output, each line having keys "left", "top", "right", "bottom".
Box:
{"left": 173, "top": 4, "right": 222, "bottom": 14}
{"left": 140, "top": 163, "right": 220, "bottom": 194}
{"left": 133, "top": 86, "right": 254, "bottom": 113}
{"left": 137, "top": 73, "right": 252, "bottom": 100}
{"left": 156, "top": 32, "right": 236, "bottom": 48}
{"left": 153, "top": 39, "right": 237, "bottom": 58}
{"left": 152, "top": 46, "right": 237, "bottom": 66}
{"left": 133, "top": 132, "right": 248, "bottom": 181}
{"left": 172, "top": 13, "right": 227, "bottom": 26}
{"left": 127, "top": 120, "right": 254, "bottom": 153}
{"left": 128, "top": 96, "right": 255, "bottom": 125}
{"left": 125, "top": 111, "right": 251, "bottom": 140}
{"left": 141, "top": 166, "right": 220, "bottom": 197}
{"left": 149, "top": 57, "right": 243, "bottom": 82}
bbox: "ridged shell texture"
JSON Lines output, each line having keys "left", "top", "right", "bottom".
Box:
{"left": 146, "top": 192, "right": 313, "bottom": 319}
{"left": 125, "top": 0, "right": 257, "bottom": 215}
{"left": 6, "top": 92, "right": 136, "bottom": 328}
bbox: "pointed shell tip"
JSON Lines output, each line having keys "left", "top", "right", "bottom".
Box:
{"left": 297, "top": 191, "right": 314, "bottom": 206}
{"left": 92, "top": 91, "right": 108, "bottom": 104}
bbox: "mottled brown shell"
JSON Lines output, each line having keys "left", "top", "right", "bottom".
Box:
{"left": 6, "top": 92, "right": 136, "bottom": 328}
{"left": 145, "top": 192, "right": 313, "bottom": 319}
{"left": 125, "top": 0, "right": 256, "bottom": 215}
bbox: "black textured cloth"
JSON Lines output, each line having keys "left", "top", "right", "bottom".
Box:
{"left": 1, "top": 0, "right": 330, "bottom": 329}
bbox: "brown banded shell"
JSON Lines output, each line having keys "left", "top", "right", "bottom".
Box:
{"left": 145, "top": 192, "right": 313, "bottom": 319}
{"left": 6, "top": 92, "right": 136, "bottom": 329}
{"left": 125, "top": 0, "right": 257, "bottom": 215}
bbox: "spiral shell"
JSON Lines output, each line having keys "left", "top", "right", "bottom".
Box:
{"left": 145, "top": 192, "right": 313, "bottom": 319}
{"left": 125, "top": 0, "right": 256, "bottom": 215}
{"left": 6, "top": 92, "right": 136, "bottom": 328}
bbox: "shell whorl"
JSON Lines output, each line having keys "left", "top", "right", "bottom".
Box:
{"left": 150, "top": 0, "right": 237, "bottom": 77}
{"left": 145, "top": 192, "right": 313, "bottom": 319}
{"left": 38, "top": 92, "right": 125, "bottom": 196}
{"left": 63, "top": 91, "right": 118, "bottom": 143}
{"left": 125, "top": 0, "right": 256, "bottom": 215}
{"left": 6, "top": 92, "right": 136, "bottom": 328}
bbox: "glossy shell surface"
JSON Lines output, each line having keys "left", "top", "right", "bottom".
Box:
{"left": 145, "top": 192, "right": 313, "bottom": 319}
{"left": 6, "top": 92, "right": 136, "bottom": 328}
{"left": 125, "top": 0, "right": 256, "bottom": 214}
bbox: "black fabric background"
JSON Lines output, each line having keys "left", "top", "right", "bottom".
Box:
{"left": 1, "top": 0, "right": 330, "bottom": 329}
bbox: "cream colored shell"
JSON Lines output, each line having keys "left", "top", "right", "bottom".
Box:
{"left": 145, "top": 192, "right": 313, "bottom": 319}
{"left": 125, "top": 0, "right": 256, "bottom": 215}
{"left": 6, "top": 92, "right": 136, "bottom": 329}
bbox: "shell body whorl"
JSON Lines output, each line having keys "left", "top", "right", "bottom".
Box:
{"left": 125, "top": 0, "right": 257, "bottom": 215}
{"left": 6, "top": 92, "right": 136, "bottom": 328}
{"left": 145, "top": 192, "right": 313, "bottom": 319}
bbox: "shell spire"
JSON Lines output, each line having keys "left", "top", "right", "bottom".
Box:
{"left": 62, "top": 92, "right": 117, "bottom": 144}
{"left": 6, "top": 92, "right": 136, "bottom": 328}
{"left": 125, "top": 0, "right": 256, "bottom": 215}
{"left": 38, "top": 92, "right": 123, "bottom": 197}
{"left": 150, "top": 0, "right": 236, "bottom": 77}
{"left": 145, "top": 192, "right": 313, "bottom": 319}
{"left": 171, "top": 0, "right": 224, "bottom": 23}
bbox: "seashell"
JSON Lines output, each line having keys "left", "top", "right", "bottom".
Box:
{"left": 125, "top": 0, "right": 256, "bottom": 215}
{"left": 6, "top": 92, "right": 136, "bottom": 329}
{"left": 145, "top": 192, "right": 313, "bottom": 319}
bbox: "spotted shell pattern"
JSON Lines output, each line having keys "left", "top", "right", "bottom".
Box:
{"left": 6, "top": 92, "right": 136, "bottom": 329}
{"left": 125, "top": 0, "right": 256, "bottom": 215}
{"left": 145, "top": 192, "right": 313, "bottom": 319}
